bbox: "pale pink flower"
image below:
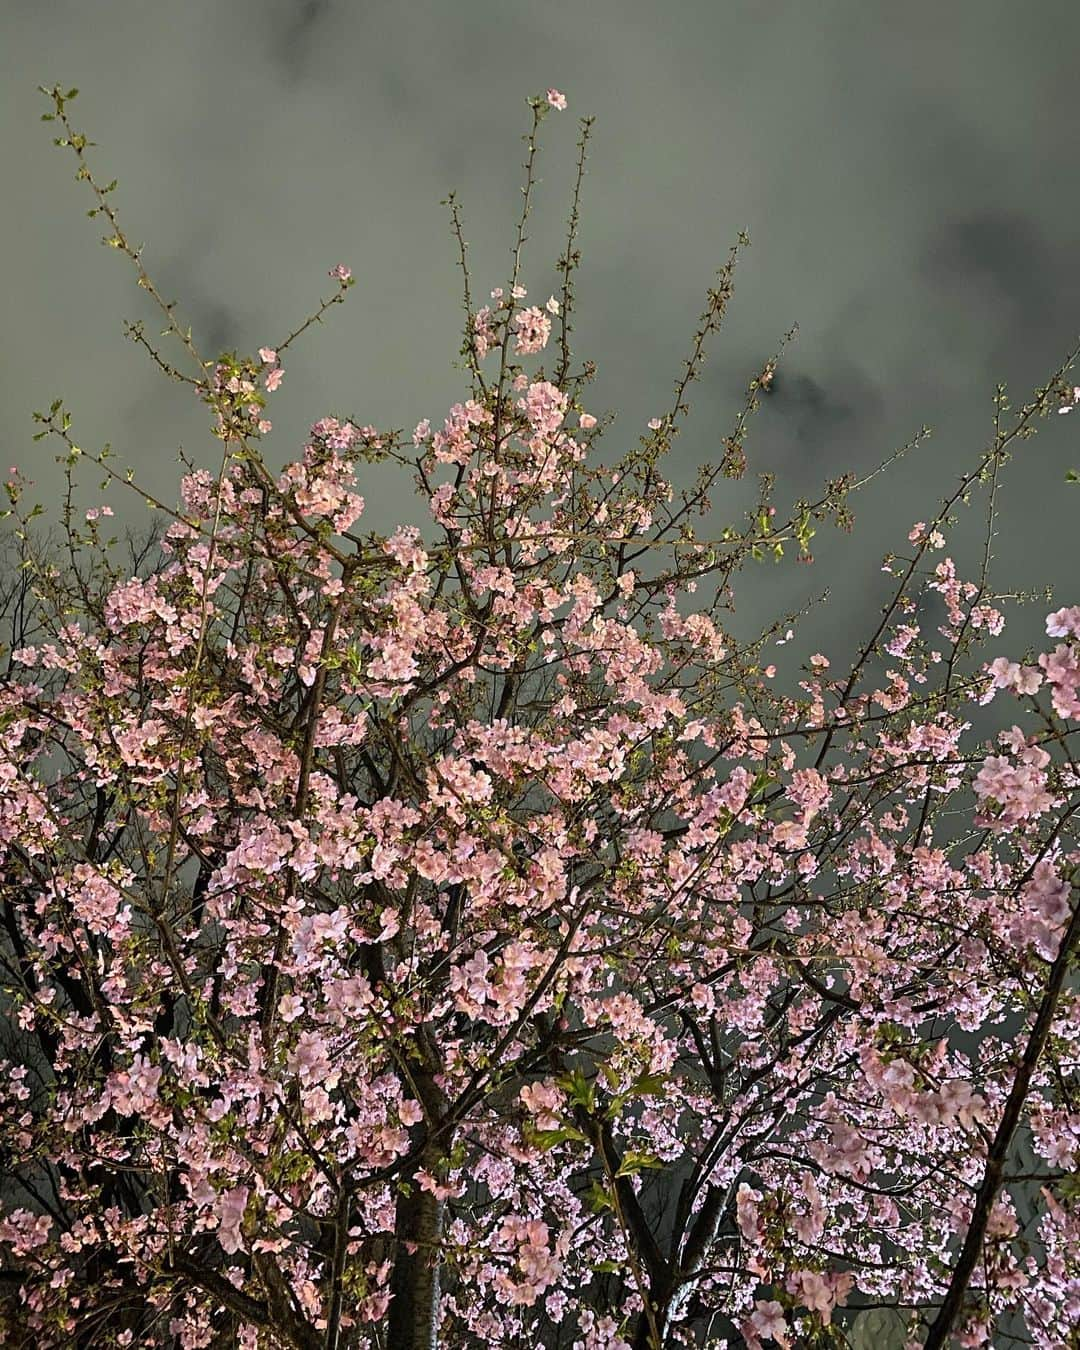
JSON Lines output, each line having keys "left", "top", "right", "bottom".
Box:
{"left": 748, "top": 1300, "right": 789, "bottom": 1345}
{"left": 520, "top": 1080, "right": 563, "bottom": 1129}
{"left": 513, "top": 305, "right": 552, "bottom": 354}
{"left": 1047, "top": 605, "right": 1080, "bottom": 638}
{"left": 215, "top": 1186, "right": 249, "bottom": 1255}
{"left": 399, "top": 1098, "right": 424, "bottom": 1127}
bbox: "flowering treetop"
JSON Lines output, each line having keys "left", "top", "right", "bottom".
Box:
{"left": 0, "top": 84, "right": 1078, "bottom": 1350}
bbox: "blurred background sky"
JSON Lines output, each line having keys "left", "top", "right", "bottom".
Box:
{"left": 2, "top": 0, "right": 1079, "bottom": 667}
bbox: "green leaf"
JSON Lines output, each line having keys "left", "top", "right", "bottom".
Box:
{"left": 585, "top": 1181, "right": 613, "bottom": 1213}
{"left": 558, "top": 1067, "right": 596, "bottom": 1113}
{"left": 599, "top": 1062, "right": 620, "bottom": 1090}
{"left": 527, "top": 1126, "right": 588, "bottom": 1151}
{"left": 1058, "top": 1172, "right": 1080, "bottom": 1202}
{"left": 628, "top": 1072, "right": 668, "bottom": 1097}
{"left": 615, "top": 1149, "right": 663, "bottom": 1178}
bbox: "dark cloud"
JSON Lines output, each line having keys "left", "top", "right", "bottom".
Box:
{"left": 767, "top": 365, "right": 883, "bottom": 452}
{"left": 918, "top": 208, "right": 1080, "bottom": 404}
{"left": 187, "top": 299, "right": 243, "bottom": 363}
{"left": 264, "top": 0, "right": 335, "bottom": 81}
{"left": 924, "top": 213, "right": 1049, "bottom": 310}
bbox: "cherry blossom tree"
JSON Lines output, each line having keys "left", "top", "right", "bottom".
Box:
{"left": 1, "top": 84, "right": 1079, "bottom": 1349}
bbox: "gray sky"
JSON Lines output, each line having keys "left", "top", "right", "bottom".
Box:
{"left": 2, "top": 0, "right": 1079, "bottom": 662}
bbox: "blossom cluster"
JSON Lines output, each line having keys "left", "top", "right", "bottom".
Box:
{"left": 4, "top": 79, "right": 1079, "bottom": 1350}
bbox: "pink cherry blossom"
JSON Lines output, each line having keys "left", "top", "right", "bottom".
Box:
{"left": 8, "top": 78, "right": 1080, "bottom": 1350}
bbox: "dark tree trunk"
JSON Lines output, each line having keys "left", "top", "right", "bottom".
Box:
{"left": 387, "top": 1160, "right": 447, "bottom": 1350}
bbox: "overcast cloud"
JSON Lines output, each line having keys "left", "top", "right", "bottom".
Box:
{"left": 2, "top": 0, "right": 1078, "bottom": 661}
